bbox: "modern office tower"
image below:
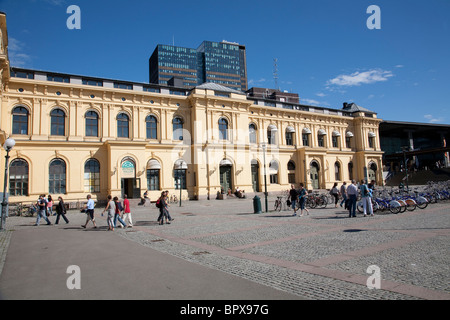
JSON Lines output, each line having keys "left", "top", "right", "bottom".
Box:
{"left": 149, "top": 40, "right": 248, "bottom": 92}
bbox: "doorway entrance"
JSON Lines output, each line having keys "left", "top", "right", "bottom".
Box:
{"left": 251, "top": 160, "right": 260, "bottom": 192}
{"left": 310, "top": 161, "right": 320, "bottom": 189}
{"left": 121, "top": 178, "right": 141, "bottom": 199}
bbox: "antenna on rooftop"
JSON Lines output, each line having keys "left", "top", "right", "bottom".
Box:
{"left": 273, "top": 58, "right": 279, "bottom": 90}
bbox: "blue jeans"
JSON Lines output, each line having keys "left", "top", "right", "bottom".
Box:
{"left": 340, "top": 194, "right": 348, "bottom": 207}
{"left": 291, "top": 199, "right": 297, "bottom": 211}
{"left": 114, "top": 213, "right": 127, "bottom": 227}
{"left": 348, "top": 195, "right": 357, "bottom": 217}
{"left": 36, "top": 210, "right": 51, "bottom": 225}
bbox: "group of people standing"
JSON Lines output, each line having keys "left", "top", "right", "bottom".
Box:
{"left": 337, "top": 180, "right": 375, "bottom": 217}
{"left": 288, "top": 179, "right": 376, "bottom": 218}
{"left": 156, "top": 190, "right": 174, "bottom": 225}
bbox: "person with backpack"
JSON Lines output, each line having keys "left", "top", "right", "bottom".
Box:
{"left": 113, "top": 196, "right": 127, "bottom": 228}
{"left": 156, "top": 191, "right": 169, "bottom": 225}
{"left": 360, "top": 180, "right": 374, "bottom": 217}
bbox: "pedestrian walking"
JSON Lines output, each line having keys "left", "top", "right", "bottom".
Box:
{"left": 339, "top": 181, "right": 348, "bottom": 208}
{"left": 122, "top": 194, "right": 133, "bottom": 228}
{"left": 347, "top": 180, "right": 358, "bottom": 217}
{"left": 103, "top": 195, "right": 115, "bottom": 231}
{"left": 81, "top": 194, "right": 97, "bottom": 229}
{"left": 164, "top": 190, "right": 174, "bottom": 222}
{"left": 113, "top": 196, "right": 127, "bottom": 228}
{"left": 47, "top": 195, "right": 55, "bottom": 216}
{"left": 34, "top": 194, "right": 51, "bottom": 226}
{"left": 289, "top": 184, "right": 299, "bottom": 216}
{"left": 360, "top": 180, "right": 374, "bottom": 217}
{"left": 297, "top": 183, "right": 309, "bottom": 216}
{"left": 157, "top": 191, "right": 169, "bottom": 225}
{"left": 55, "top": 196, "right": 69, "bottom": 224}
{"left": 330, "top": 182, "right": 339, "bottom": 207}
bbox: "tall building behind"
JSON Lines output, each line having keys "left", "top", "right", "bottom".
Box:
{"left": 149, "top": 40, "right": 247, "bottom": 92}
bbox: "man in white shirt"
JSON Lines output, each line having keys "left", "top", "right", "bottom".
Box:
{"left": 81, "top": 194, "right": 97, "bottom": 228}
{"left": 346, "top": 180, "right": 358, "bottom": 217}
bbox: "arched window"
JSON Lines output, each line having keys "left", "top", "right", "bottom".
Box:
{"left": 12, "top": 106, "right": 29, "bottom": 135}
{"left": 173, "top": 117, "right": 183, "bottom": 140}
{"left": 147, "top": 159, "right": 161, "bottom": 190}
{"left": 335, "top": 162, "right": 341, "bottom": 181}
{"left": 267, "top": 125, "right": 277, "bottom": 145}
{"left": 287, "top": 160, "right": 296, "bottom": 184}
{"left": 49, "top": 159, "right": 66, "bottom": 194}
{"left": 269, "top": 159, "right": 279, "bottom": 184}
{"left": 317, "top": 129, "right": 327, "bottom": 147}
{"left": 174, "top": 159, "right": 187, "bottom": 189}
{"left": 218, "top": 118, "right": 228, "bottom": 140}
{"left": 285, "top": 126, "right": 295, "bottom": 146}
{"left": 9, "top": 159, "right": 29, "bottom": 196}
{"left": 84, "top": 159, "right": 100, "bottom": 193}
{"left": 117, "top": 113, "right": 130, "bottom": 138}
{"left": 50, "top": 108, "right": 66, "bottom": 136}
{"left": 85, "top": 111, "right": 99, "bottom": 137}
{"left": 249, "top": 123, "right": 257, "bottom": 144}
{"left": 146, "top": 115, "right": 158, "bottom": 140}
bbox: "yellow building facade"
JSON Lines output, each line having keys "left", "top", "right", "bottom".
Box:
{"left": 0, "top": 13, "right": 383, "bottom": 205}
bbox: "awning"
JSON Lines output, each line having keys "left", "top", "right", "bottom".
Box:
{"left": 219, "top": 158, "right": 233, "bottom": 166}
{"left": 346, "top": 131, "right": 354, "bottom": 138}
{"left": 174, "top": 159, "right": 188, "bottom": 169}
{"left": 286, "top": 126, "right": 295, "bottom": 133}
{"left": 332, "top": 130, "right": 341, "bottom": 137}
{"left": 368, "top": 132, "right": 377, "bottom": 138}
{"left": 268, "top": 160, "right": 279, "bottom": 174}
{"left": 318, "top": 129, "right": 327, "bottom": 135}
{"left": 267, "top": 124, "right": 278, "bottom": 132}
{"left": 302, "top": 128, "right": 311, "bottom": 134}
{"left": 147, "top": 159, "right": 161, "bottom": 169}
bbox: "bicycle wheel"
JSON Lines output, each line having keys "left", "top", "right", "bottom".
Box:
{"left": 389, "top": 205, "right": 401, "bottom": 214}
{"left": 274, "top": 200, "right": 279, "bottom": 211}
{"left": 357, "top": 201, "right": 364, "bottom": 213}
{"left": 276, "top": 200, "right": 282, "bottom": 211}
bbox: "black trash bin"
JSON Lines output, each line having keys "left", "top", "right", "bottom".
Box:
{"left": 253, "top": 196, "right": 262, "bottom": 214}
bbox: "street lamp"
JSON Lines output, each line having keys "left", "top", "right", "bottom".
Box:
{"left": 401, "top": 146, "right": 409, "bottom": 192}
{"left": 1, "top": 138, "right": 16, "bottom": 231}
{"left": 261, "top": 144, "right": 268, "bottom": 212}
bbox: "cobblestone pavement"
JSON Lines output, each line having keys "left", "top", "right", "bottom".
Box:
{"left": 1, "top": 195, "right": 449, "bottom": 300}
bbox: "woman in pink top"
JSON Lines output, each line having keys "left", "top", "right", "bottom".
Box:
{"left": 122, "top": 194, "right": 133, "bottom": 228}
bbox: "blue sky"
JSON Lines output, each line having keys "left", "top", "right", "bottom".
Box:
{"left": 2, "top": 0, "right": 449, "bottom": 124}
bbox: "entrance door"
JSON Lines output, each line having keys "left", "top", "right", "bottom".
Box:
{"left": 310, "top": 162, "right": 320, "bottom": 189}
{"left": 368, "top": 163, "right": 377, "bottom": 183}
{"left": 220, "top": 165, "right": 232, "bottom": 193}
{"left": 251, "top": 163, "right": 260, "bottom": 192}
{"left": 121, "top": 178, "right": 141, "bottom": 199}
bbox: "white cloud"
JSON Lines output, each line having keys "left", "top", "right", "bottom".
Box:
{"left": 327, "top": 69, "right": 394, "bottom": 87}
{"left": 316, "top": 92, "right": 326, "bottom": 97}
{"left": 248, "top": 78, "right": 267, "bottom": 86}
{"left": 302, "top": 98, "right": 320, "bottom": 105}
{"left": 424, "top": 114, "right": 444, "bottom": 124}
{"left": 8, "top": 38, "right": 32, "bottom": 67}
{"left": 395, "top": 65, "right": 404, "bottom": 68}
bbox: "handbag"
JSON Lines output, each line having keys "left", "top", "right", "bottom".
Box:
{"left": 287, "top": 200, "right": 291, "bottom": 206}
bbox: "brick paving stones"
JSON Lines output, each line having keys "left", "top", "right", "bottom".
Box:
{"left": 1, "top": 195, "right": 449, "bottom": 300}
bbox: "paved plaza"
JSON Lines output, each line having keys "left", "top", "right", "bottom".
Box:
{"left": 0, "top": 194, "right": 449, "bottom": 300}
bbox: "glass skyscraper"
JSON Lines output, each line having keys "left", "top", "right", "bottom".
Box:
{"left": 149, "top": 41, "right": 247, "bottom": 92}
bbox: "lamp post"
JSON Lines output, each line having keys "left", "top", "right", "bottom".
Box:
{"left": 262, "top": 144, "right": 268, "bottom": 212}
{"left": 1, "top": 138, "right": 16, "bottom": 231}
{"left": 401, "top": 146, "right": 409, "bottom": 191}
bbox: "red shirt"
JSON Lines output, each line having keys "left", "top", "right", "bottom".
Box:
{"left": 123, "top": 199, "right": 131, "bottom": 213}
